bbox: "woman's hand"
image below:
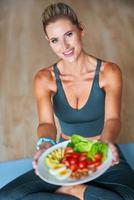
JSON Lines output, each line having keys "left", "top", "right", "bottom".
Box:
{"left": 32, "top": 142, "right": 52, "bottom": 175}
{"left": 90, "top": 135, "right": 120, "bottom": 166}
{"left": 108, "top": 142, "right": 120, "bottom": 166}
{"left": 88, "top": 135, "right": 119, "bottom": 166}
{"left": 32, "top": 148, "right": 47, "bottom": 175}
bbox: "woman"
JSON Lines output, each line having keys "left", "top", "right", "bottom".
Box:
{"left": 0, "top": 2, "right": 134, "bottom": 200}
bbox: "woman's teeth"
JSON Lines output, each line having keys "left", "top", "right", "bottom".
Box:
{"left": 63, "top": 48, "right": 74, "bottom": 56}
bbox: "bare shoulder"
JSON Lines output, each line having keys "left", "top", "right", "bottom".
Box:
{"left": 100, "top": 60, "right": 122, "bottom": 87}
{"left": 34, "top": 66, "right": 53, "bottom": 83}
{"left": 89, "top": 55, "right": 122, "bottom": 83}
{"left": 33, "top": 65, "right": 56, "bottom": 94}
{"left": 101, "top": 60, "right": 121, "bottom": 74}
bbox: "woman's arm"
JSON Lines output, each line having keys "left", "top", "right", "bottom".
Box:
{"left": 33, "top": 68, "right": 57, "bottom": 173}
{"left": 33, "top": 68, "right": 57, "bottom": 149}
{"left": 100, "top": 62, "right": 122, "bottom": 143}
{"left": 99, "top": 62, "right": 122, "bottom": 165}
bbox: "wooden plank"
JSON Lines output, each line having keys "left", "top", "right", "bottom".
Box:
{"left": 0, "top": 0, "right": 134, "bottom": 161}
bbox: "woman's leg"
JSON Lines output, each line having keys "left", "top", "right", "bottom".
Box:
{"left": 84, "top": 185, "right": 123, "bottom": 200}
{"left": 0, "top": 169, "right": 79, "bottom": 200}
{"left": 22, "top": 192, "right": 79, "bottom": 200}
{"left": 84, "top": 146, "right": 134, "bottom": 200}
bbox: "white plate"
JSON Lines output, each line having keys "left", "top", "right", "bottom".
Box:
{"left": 37, "top": 141, "right": 113, "bottom": 186}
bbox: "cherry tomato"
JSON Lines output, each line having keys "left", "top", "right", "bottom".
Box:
{"left": 71, "top": 152, "right": 79, "bottom": 159}
{"left": 68, "top": 157, "right": 78, "bottom": 165}
{"left": 65, "top": 147, "right": 73, "bottom": 154}
{"left": 93, "top": 161, "right": 102, "bottom": 167}
{"left": 78, "top": 154, "right": 87, "bottom": 161}
{"left": 80, "top": 152, "right": 88, "bottom": 156}
{"left": 69, "top": 164, "right": 78, "bottom": 171}
{"left": 62, "top": 158, "right": 70, "bottom": 167}
{"left": 64, "top": 153, "right": 72, "bottom": 159}
{"left": 78, "top": 160, "right": 87, "bottom": 169}
{"left": 86, "top": 159, "right": 94, "bottom": 167}
{"left": 94, "top": 153, "right": 103, "bottom": 162}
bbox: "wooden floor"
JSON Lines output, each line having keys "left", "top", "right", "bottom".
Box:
{"left": 0, "top": 0, "right": 134, "bottom": 161}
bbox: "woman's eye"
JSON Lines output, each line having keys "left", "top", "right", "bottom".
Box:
{"left": 66, "top": 32, "right": 73, "bottom": 37}
{"left": 51, "top": 39, "right": 58, "bottom": 44}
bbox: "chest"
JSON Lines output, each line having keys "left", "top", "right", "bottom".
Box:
{"left": 57, "top": 74, "right": 95, "bottom": 110}
{"left": 53, "top": 73, "right": 105, "bottom": 123}
{"left": 66, "top": 80, "right": 91, "bottom": 98}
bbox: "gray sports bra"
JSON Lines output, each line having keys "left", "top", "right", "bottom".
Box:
{"left": 52, "top": 59, "right": 105, "bottom": 137}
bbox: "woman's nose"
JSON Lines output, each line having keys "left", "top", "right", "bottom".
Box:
{"left": 61, "top": 39, "right": 70, "bottom": 50}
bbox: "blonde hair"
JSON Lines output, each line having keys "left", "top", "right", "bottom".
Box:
{"left": 42, "top": 2, "right": 82, "bottom": 35}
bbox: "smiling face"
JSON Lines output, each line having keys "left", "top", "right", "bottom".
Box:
{"left": 45, "top": 18, "right": 84, "bottom": 63}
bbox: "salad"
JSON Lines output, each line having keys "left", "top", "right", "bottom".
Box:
{"left": 45, "top": 134, "right": 108, "bottom": 180}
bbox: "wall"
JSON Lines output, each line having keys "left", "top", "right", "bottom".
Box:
{"left": 0, "top": 0, "right": 134, "bottom": 161}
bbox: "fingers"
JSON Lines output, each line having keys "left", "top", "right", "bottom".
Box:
{"left": 61, "top": 133, "right": 70, "bottom": 140}
{"left": 108, "top": 143, "right": 120, "bottom": 166}
{"left": 32, "top": 148, "right": 46, "bottom": 175}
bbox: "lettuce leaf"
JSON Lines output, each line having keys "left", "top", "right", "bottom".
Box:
{"left": 68, "top": 134, "right": 108, "bottom": 161}
{"left": 71, "top": 134, "right": 88, "bottom": 144}
{"left": 87, "top": 141, "right": 108, "bottom": 161}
